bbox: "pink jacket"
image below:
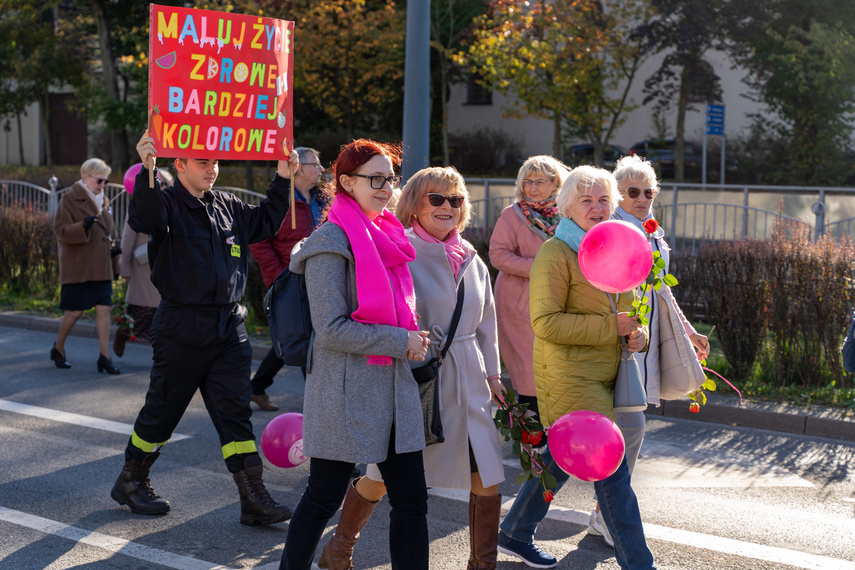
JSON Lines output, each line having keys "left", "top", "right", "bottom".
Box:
{"left": 488, "top": 204, "right": 549, "bottom": 396}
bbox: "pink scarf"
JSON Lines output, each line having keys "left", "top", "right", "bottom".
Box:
{"left": 411, "top": 218, "right": 467, "bottom": 280}
{"left": 327, "top": 193, "right": 418, "bottom": 365}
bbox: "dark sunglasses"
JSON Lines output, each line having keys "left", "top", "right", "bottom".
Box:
{"left": 96, "top": 178, "right": 109, "bottom": 185}
{"left": 351, "top": 173, "right": 402, "bottom": 189}
{"left": 626, "top": 187, "right": 655, "bottom": 199}
{"left": 427, "top": 193, "right": 464, "bottom": 208}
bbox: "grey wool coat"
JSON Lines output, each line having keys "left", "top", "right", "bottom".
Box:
{"left": 407, "top": 233, "right": 504, "bottom": 489}
{"left": 289, "top": 222, "right": 426, "bottom": 463}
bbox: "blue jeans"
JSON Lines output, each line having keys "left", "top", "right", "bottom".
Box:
{"left": 279, "top": 433, "right": 428, "bottom": 570}
{"left": 500, "top": 447, "right": 656, "bottom": 569}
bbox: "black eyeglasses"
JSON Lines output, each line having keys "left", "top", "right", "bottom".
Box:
{"left": 626, "top": 187, "right": 656, "bottom": 199}
{"left": 96, "top": 178, "right": 109, "bottom": 185}
{"left": 351, "top": 173, "right": 402, "bottom": 189}
{"left": 427, "top": 193, "right": 464, "bottom": 208}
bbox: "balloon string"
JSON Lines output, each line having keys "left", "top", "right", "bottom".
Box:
{"left": 702, "top": 366, "right": 743, "bottom": 404}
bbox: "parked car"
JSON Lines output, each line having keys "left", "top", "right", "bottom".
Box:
{"left": 565, "top": 144, "right": 626, "bottom": 170}
{"left": 627, "top": 139, "right": 703, "bottom": 180}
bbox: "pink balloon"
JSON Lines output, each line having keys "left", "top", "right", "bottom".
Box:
{"left": 123, "top": 163, "right": 144, "bottom": 195}
{"left": 548, "top": 410, "right": 625, "bottom": 482}
{"left": 578, "top": 220, "right": 653, "bottom": 293}
{"left": 261, "top": 412, "right": 307, "bottom": 468}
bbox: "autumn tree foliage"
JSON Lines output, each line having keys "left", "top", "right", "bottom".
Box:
{"left": 261, "top": 0, "right": 406, "bottom": 141}
{"left": 464, "top": 0, "right": 652, "bottom": 162}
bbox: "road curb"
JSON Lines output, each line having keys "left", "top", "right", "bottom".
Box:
{"left": 4, "top": 310, "right": 854, "bottom": 443}
{"left": 0, "top": 311, "right": 270, "bottom": 360}
{"left": 646, "top": 396, "right": 855, "bottom": 443}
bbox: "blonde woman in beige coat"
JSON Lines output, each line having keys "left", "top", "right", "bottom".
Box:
{"left": 51, "top": 158, "right": 121, "bottom": 374}
{"left": 318, "top": 167, "right": 505, "bottom": 570}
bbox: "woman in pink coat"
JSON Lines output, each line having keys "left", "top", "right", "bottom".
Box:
{"left": 488, "top": 155, "right": 568, "bottom": 425}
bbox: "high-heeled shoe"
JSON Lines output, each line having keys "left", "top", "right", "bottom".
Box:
{"left": 51, "top": 344, "right": 71, "bottom": 369}
{"left": 97, "top": 354, "right": 121, "bottom": 375}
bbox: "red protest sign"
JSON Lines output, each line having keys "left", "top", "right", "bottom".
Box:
{"left": 148, "top": 4, "right": 294, "bottom": 161}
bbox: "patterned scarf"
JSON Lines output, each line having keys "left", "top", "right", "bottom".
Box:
{"left": 519, "top": 197, "right": 561, "bottom": 237}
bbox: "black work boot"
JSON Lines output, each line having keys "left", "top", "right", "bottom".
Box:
{"left": 110, "top": 451, "right": 171, "bottom": 515}
{"left": 232, "top": 455, "right": 292, "bottom": 525}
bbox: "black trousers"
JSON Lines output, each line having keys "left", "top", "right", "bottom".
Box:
{"left": 251, "top": 346, "right": 306, "bottom": 394}
{"left": 280, "top": 429, "right": 428, "bottom": 570}
{"left": 126, "top": 301, "right": 256, "bottom": 472}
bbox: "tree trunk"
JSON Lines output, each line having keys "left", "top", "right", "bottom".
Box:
{"left": 675, "top": 66, "right": 690, "bottom": 183}
{"left": 440, "top": 57, "right": 450, "bottom": 166}
{"left": 91, "top": 0, "right": 129, "bottom": 171}
{"left": 16, "top": 112, "right": 25, "bottom": 165}
{"left": 245, "top": 162, "right": 254, "bottom": 193}
{"left": 41, "top": 91, "right": 52, "bottom": 168}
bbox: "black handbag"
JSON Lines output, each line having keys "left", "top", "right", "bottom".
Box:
{"left": 98, "top": 223, "right": 122, "bottom": 256}
{"left": 412, "top": 278, "right": 465, "bottom": 446}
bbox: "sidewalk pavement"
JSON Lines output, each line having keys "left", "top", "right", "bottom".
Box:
{"left": 4, "top": 309, "right": 854, "bottom": 444}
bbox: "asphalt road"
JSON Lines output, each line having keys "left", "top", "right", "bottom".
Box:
{"left": 1, "top": 325, "right": 854, "bottom": 569}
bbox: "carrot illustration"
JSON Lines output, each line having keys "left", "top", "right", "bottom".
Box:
{"left": 151, "top": 105, "right": 163, "bottom": 141}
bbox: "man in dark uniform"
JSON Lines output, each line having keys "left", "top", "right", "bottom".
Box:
{"left": 248, "top": 146, "right": 330, "bottom": 411}
{"left": 110, "top": 131, "right": 298, "bottom": 526}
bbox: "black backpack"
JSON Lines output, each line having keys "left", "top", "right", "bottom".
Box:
{"left": 265, "top": 266, "right": 313, "bottom": 370}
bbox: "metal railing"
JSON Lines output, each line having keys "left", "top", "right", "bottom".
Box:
{"left": 4, "top": 178, "right": 855, "bottom": 253}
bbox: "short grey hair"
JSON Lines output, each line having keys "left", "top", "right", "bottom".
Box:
{"left": 613, "top": 154, "right": 659, "bottom": 194}
{"left": 555, "top": 165, "right": 620, "bottom": 218}
{"left": 81, "top": 158, "right": 110, "bottom": 180}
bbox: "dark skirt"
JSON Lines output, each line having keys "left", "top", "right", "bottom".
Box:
{"left": 59, "top": 280, "right": 112, "bottom": 311}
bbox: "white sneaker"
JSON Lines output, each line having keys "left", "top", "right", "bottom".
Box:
{"left": 587, "top": 509, "right": 615, "bottom": 548}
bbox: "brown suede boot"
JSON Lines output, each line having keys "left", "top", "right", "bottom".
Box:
{"left": 467, "top": 493, "right": 502, "bottom": 570}
{"left": 318, "top": 477, "right": 379, "bottom": 570}
{"left": 232, "top": 455, "right": 293, "bottom": 525}
{"left": 110, "top": 451, "right": 170, "bottom": 515}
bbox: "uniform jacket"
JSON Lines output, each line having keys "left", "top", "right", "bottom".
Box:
{"left": 613, "top": 207, "right": 696, "bottom": 405}
{"left": 128, "top": 168, "right": 290, "bottom": 305}
{"left": 118, "top": 219, "right": 161, "bottom": 308}
{"left": 408, "top": 232, "right": 504, "bottom": 490}
{"left": 489, "top": 203, "right": 549, "bottom": 397}
{"left": 289, "top": 222, "right": 425, "bottom": 463}
{"left": 250, "top": 187, "right": 328, "bottom": 289}
{"left": 530, "top": 237, "right": 637, "bottom": 425}
{"left": 53, "top": 181, "right": 119, "bottom": 284}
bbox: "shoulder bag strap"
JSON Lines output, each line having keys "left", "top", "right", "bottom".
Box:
{"left": 607, "top": 292, "right": 629, "bottom": 350}
{"left": 437, "top": 278, "right": 466, "bottom": 366}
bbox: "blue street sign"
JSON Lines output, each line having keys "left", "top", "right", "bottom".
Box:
{"left": 706, "top": 125, "right": 724, "bottom": 136}
{"left": 707, "top": 104, "right": 725, "bottom": 116}
{"left": 707, "top": 115, "right": 724, "bottom": 126}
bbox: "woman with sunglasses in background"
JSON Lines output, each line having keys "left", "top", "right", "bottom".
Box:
{"left": 51, "top": 158, "right": 121, "bottom": 374}
{"left": 317, "top": 167, "right": 505, "bottom": 570}
{"left": 581, "top": 155, "right": 711, "bottom": 548}
{"left": 489, "top": 156, "right": 568, "bottom": 438}
{"left": 281, "top": 140, "right": 431, "bottom": 570}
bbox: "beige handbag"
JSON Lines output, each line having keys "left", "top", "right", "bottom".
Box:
{"left": 657, "top": 287, "right": 706, "bottom": 400}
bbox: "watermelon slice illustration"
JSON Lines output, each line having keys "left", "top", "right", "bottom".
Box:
{"left": 155, "top": 51, "right": 177, "bottom": 70}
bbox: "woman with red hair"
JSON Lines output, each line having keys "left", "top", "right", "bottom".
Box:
{"left": 279, "top": 139, "right": 431, "bottom": 570}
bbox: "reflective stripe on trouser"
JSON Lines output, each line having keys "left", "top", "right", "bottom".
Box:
{"left": 222, "top": 440, "right": 257, "bottom": 459}
{"left": 127, "top": 301, "right": 255, "bottom": 462}
{"left": 130, "top": 430, "right": 168, "bottom": 454}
